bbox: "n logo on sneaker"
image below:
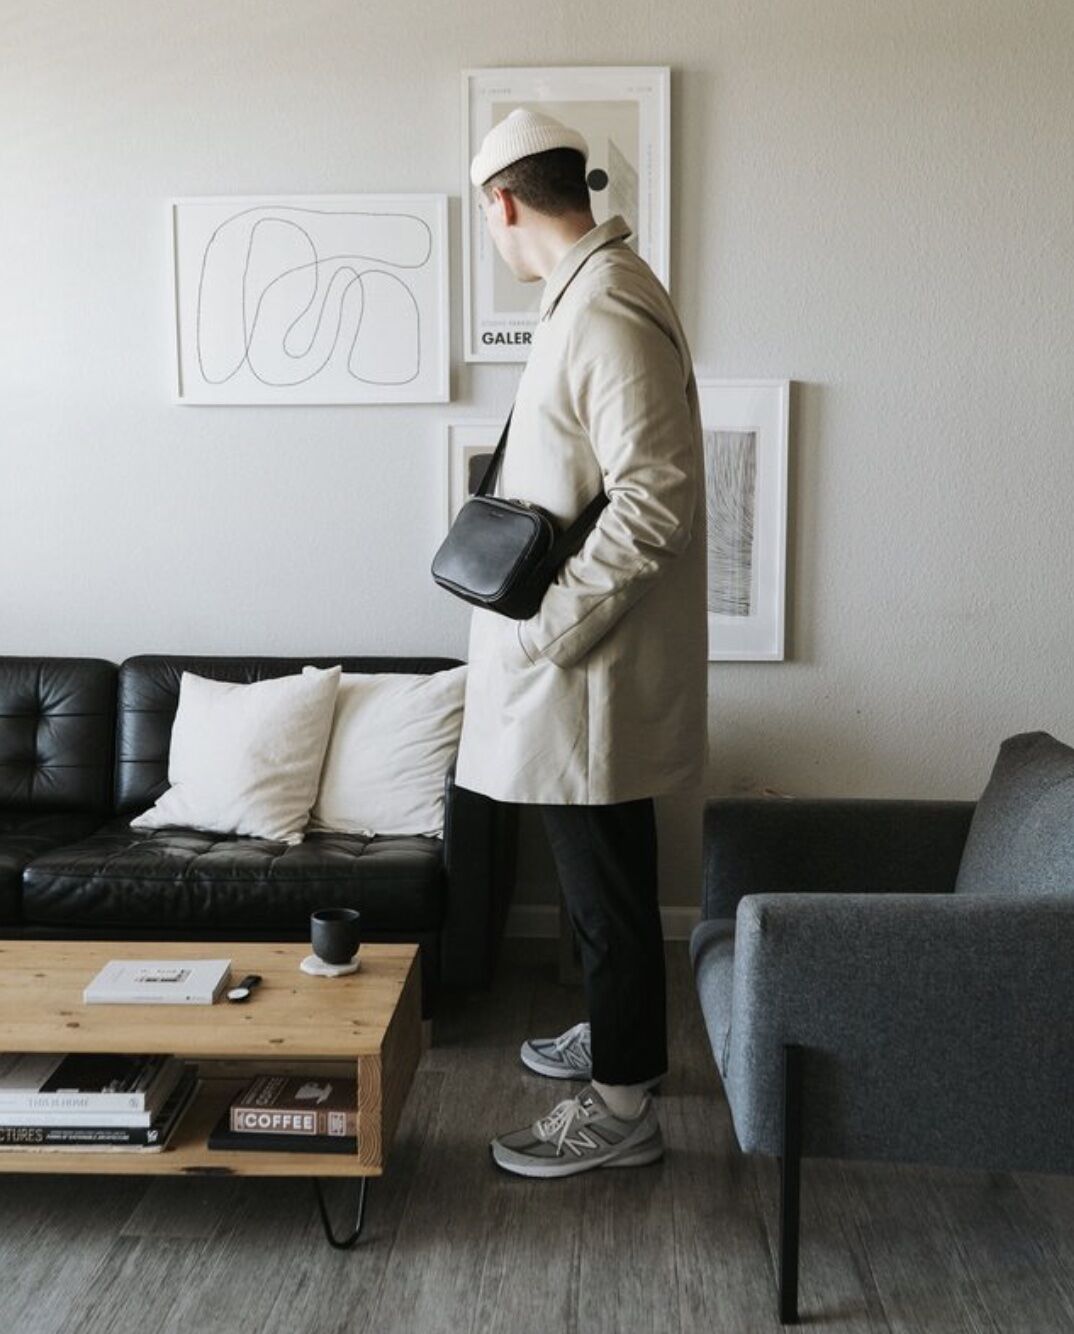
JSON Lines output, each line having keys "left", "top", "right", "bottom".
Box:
{"left": 561, "top": 1129, "right": 601, "bottom": 1156}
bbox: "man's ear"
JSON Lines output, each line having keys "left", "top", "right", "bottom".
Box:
{"left": 493, "top": 186, "right": 518, "bottom": 226}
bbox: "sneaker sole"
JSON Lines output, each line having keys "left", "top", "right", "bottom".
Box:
{"left": 519, "top": 1045, "right": 591, "bottom": 1080}
{"left": 489, "top": 1133, "right": 665, "bottom": 1179}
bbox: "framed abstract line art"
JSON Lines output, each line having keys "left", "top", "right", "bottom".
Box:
{"left": 698, "top": 379, "right": 790, "bottom": 661}
{"left": 171, "top": 194, "right": 450, "bottom": 404}
{"left": 462, "top": 66, "right": 670, "bottom": 363}
{"left": 442, "top": 420, "right": 504, "bottom": 529}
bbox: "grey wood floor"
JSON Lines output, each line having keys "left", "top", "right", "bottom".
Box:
{"left": 1, "top": 940, "right": 1072, "bottom": 1334}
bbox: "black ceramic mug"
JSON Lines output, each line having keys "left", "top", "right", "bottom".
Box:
{"left": 311, "top": 908, "right": 361, "bottom": 967}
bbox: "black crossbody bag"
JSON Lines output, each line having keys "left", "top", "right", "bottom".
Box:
{"left": 430, "top": 405, "right": 609, "bottom": 620}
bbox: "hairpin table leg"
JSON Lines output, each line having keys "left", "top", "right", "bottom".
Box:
{"left": 313, "top": 1176, "right": 369, "bottom": 1249}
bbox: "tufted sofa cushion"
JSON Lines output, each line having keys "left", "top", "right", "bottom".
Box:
{"left": 0, "top": 657, "right": 116, "bottom": 813}
{"left": 22, "top": 815, "right": 446, "bottom": 932}
{"left": 0, "top": 657, "right": 118, "bottom": 922}
{"left": 0, "top": 812, "right": 106, "bottom": 924}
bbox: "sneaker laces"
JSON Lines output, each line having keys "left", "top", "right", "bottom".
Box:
{"left": 551, "top": 1021, "right": 591, "bottom": 1068}
{"left": 533, "top": 1092, "right": 597, "bottom": 1154}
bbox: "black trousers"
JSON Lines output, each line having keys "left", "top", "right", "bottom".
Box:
{"left": 539, "top": 796, "right": 668, "bottom": 1086}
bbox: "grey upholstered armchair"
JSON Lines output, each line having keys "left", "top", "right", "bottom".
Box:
{"left": 691, "top": 737, "right": 1074, "bottom": 1325}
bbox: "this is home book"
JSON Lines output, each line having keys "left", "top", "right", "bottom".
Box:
{"left": 0, "top": 1068, "right": 199, "bottom": 1151}
{"left": 0, "top": 1053, "right": 185, "bottom": 1119}
{"left": 83, "top": 959, "right": 231, "bottom": 1005}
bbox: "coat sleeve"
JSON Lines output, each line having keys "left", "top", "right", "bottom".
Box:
{"left": 517, "top": 286, "right": 698, "bottom": 671}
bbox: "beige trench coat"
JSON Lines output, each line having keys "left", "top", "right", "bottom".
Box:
{"left": 453, "top": 214, "right": 709, "bottom": 804}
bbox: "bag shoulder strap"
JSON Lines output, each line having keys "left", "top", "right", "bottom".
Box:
{"left": 474, "top": 408, "right": 513, "bottom": 497}
{"left": 547, "top": 487, "right": 609, "bottom": 566}
{"left": 474, "top": 404, "right": 610, "bottom": 562}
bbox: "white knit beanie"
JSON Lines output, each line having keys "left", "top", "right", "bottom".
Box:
{"left": 469, "top": 107, "right": 589, "bottom": 187}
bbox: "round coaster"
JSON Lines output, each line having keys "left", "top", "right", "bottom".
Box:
{"left": 300, "top": 953, "right": 361, "bottom": 978}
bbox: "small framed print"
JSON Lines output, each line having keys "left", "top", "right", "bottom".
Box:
{"left": 443, "top": 420, "right": 504, "bottom": 529}
{"left": 699, "top": 379, "right": 791, "bottom": 661}
{"left": 462, "top": 66, "right": 670, "bottom": 363}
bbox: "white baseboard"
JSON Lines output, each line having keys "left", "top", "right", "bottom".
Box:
{"left": 505, "top": 904, "right": 700, "bottom": 942}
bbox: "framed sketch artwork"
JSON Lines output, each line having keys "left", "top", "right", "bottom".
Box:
{"left": 171, "top": 194, "right": 449, "bottom": 404}
{"left": 462, "top": 66, "right": 670, "bottom": 362}
{"left": 443, "top": 420, "right": 504, "bottom": 529}
{"left": 699, "top": 379, "right": 790, "bottom": 661}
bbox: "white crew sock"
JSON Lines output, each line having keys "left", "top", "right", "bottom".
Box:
{"left": 592, "top": 1079, "right": 648, "bottom": 1119}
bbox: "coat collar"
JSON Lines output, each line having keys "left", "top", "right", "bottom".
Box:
{"left": 538, "top": 214, "right": 633, "bottom": 322}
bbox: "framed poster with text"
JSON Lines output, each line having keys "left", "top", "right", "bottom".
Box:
{"left": 462, "top": 66, "right": 670, "bottom": 363}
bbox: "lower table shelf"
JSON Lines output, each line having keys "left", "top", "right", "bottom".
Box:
{"left": 0, "top": 1076, "right": 382, "bottom": 1178}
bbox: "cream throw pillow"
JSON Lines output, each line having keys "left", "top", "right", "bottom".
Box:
{"left": 129, "top": 665, "right": 341, "bottom": 845}
{"left": 303, "top": 665, "right": 466, "bottom": 838}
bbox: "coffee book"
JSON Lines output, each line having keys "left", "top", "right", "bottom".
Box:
{"left": 228, "top": 1074, "right": 358, "bottom": 1138}
{"left": 0, "top": 1053, "right": 184, "bottom": 1120}
{"left": 208, "top": 1102, "right": 357, "bottom": 1155}
{"left": 0, "top": 1067, "right": 198, "bottom": 1152}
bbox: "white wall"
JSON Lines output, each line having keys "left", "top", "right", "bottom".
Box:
{"left": 3, "top": 1, "right": 1073, "bottom": 909}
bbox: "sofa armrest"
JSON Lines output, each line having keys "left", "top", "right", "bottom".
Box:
{"left": 438, "top": 755, "right": 519, "bottom": 989}
{"left": 725, "top": 891, "right": 1074, "bottom": 1174}
{"left": 702, "top": 796, "right": 977, "bottom": 920}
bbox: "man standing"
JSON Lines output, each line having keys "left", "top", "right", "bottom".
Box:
{"left": 454, "top": 108, "right": 708, "bottom": 1177}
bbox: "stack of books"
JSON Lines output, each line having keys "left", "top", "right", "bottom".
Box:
{"left": 0, "top": 1053, "right": 198, "bottom": 1152}
{"left": 209, "top": 1073, "right": 358, "bottom": 1154}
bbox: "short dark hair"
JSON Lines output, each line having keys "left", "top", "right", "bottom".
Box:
{"left": 481, "top": 147, "right": 590, "bottom": 216}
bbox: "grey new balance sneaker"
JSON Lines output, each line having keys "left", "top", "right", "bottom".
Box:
{"left": 490, "top": 1084, "right": 664, "bottom": 1179}
{"left": 520, "top": 1021, "right": 663, "bottom": 1091}
{"left": 520, "top": 1020, "right": 593, "bottom": 1079}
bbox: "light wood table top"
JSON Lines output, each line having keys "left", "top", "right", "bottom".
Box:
{"left": 0, "top": 939, "right": 417, "bottom": 1058}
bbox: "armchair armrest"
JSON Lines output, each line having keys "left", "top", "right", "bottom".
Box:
{"left": 726, "top": 891, "right": 1074, "bottom": 1174}
{"left": 438, "top": 755, "right": 519, "bottom": 988}
{"left": 702, "top": 796, "right": 977, "bottom": 919}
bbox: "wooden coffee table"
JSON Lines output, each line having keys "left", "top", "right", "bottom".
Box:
{"left": 0, "top": 940, "right": 422, "bottom": 1248}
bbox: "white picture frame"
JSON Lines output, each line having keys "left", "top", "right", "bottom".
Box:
{"left": 443, "top": 419, "right": 504, "bottom": 530}
{"left": 171, "top": 194, "right": 450, "bottom": 404}
{"left": 698, "top": 379, "right": 791, "bottom": 661}
{"left": 462, "top": 66, "right": 671, "bottom": 363}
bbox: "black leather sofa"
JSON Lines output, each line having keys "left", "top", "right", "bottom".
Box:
{"left": 0, "top": 655, "right": 519, "bottom": 1013}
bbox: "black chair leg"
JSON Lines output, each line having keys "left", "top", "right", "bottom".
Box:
{"left": 779, "top": 1044, "right": 803, "bottom": 1324}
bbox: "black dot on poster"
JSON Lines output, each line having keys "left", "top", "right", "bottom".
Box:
{"left": 587, "top": 168, "right": 609, "bottom": 191}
